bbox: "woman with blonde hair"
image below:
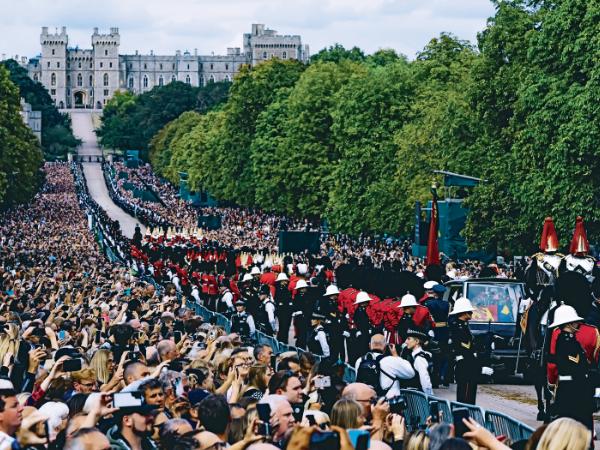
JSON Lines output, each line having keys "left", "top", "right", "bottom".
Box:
{"left": 242, "top": 364, "right": 271, "bottom": 400}
{"left": 536, "top": 417, "right": 590, "bottom": 450}
{"left": 88, "top": 349, "right": 114, "bottom": 387}
{"left": 404, "top": 430, "right": 430, "bottom": 450}
{"left": 330, "top": 398, "right": 364, "bottom": 429}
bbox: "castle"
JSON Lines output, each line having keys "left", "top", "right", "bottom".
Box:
{"left": 24, "top": 24, "right": 308, "bottom": 109}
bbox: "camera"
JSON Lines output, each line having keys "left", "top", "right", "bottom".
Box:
{"left": 387, "top": 395, "right": 407, "bottom": 415}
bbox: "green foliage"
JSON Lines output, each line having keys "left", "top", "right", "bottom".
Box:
{"left": 310, "top": 44, "right": 366, "bottom": 64}
{"left": 98, "top": 80, "right": 231, "bottom": 157}
{"left": 0, "top": 66, "right": 44, "bottom": 208}
{"left": 1, "top": 59, "right": 80, "bottom": 160}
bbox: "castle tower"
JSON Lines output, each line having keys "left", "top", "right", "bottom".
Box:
{"left": 92, "top": 27, "right": 120, "bottom": 109}
{"left": 40, "top": 26, "right": 68, "bottom": 108}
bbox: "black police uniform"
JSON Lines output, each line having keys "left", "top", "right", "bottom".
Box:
{"left": 325, "top": 309, "right": 349, "bottom": 362}
{"left": 275, "top": 283, "right": 293, "bottom": 343}
{"left": 231, "top": 311, "right": 252, "bottom": 341}
{"left": 350, "top": 305, "right": 372, "bottom": 364}
{"left": 256, "top": 298, "right": 276, "bottom": 336}
{"left": 449, "top": 318, "right": 480, "bottom": 404}
{"left": 552, "top": 330, "right": 594, "bottom": 430}
{"left": 308, "top": 324, "right": 330, "bottom": 357}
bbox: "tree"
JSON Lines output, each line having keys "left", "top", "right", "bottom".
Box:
{"left": 310, "top": 44, "right": 366, "bottom": 64}
{"left": 0, "top": 66, "right": 44, "bottom": 208}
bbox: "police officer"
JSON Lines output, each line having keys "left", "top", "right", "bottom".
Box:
{"left": 257, "top": 284, "right": 277, "bottom": 336}
{"left": 240, "top": 273, "right": 260, "bottom": 318}
{"left": 308, "top": 312, "right": 330, "bottom": 358}
{"left": 449, "top": 297, "right": 494, "bottom": 404}
{"left": 424, "top": 284, "right": 450, "bottom": 387}
{"left": 275, "top": 272, "right": 293, "bottom": 343}
{"left": 549, "top": 304, "right": 594, "bottom": 431}
{"left": 293, "top": 279, "right": 312, "bottom": 348}
{"left": 231, "top": 299, "right": 256, "bottom": 342}
{"left": 322, "top": 285, "right": 349, "bottom": 362}
{"left": 401, "top": 328, "right": 433, "bottom": 395}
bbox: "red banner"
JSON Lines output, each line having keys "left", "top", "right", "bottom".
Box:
{"left": 426, "top": 188, "right": 440, "bottom": 265}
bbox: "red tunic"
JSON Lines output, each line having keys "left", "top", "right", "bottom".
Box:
{"left": 547, "top": 323, "right": 600, "bottom": 384}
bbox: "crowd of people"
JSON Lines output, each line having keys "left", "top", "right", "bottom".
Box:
{"left": 0, "top": 162, "right": 596, "bottom": 450}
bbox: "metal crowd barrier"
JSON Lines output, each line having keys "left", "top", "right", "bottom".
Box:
{"left": 397, "top": 390, "right": 534, "bottom": 442}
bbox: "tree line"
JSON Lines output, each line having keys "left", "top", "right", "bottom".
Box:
{"left": 126, "top": 0, "right": 599, "bottom": 254}
{"left": 0, "top": 65, "right": 44, "bottom": 208}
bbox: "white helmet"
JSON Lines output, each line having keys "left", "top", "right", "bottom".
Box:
{"left": 549, "top": 304, "right": 584, "bottom": 328}
{"left": 323, "top": 285, "right": 341, "bottom": 297}
{"left": 297, "top": 263, "right": 309, "bottom": 275}
{"left": 250, "top": 266, "right": 261, "bottom": 275}
{"left": 450, "top": 297, "right": 475, "bottom": 315}
{"left": 354, "top": 291, "right": 371, "bottom": 304}
{"left": 241, "top": 273, "right": 254, "bottom": 283}
{"left": 276, "top": 273, "right": 289, "bottom": 282}
{"left": 295, "top": 279, "right": 309, "bottom": 290}
{"left": 423, "top": 281, "right": 439, "bottom": 290}
{"left": 399, "top": 294, "right": 418, "bottom": 308}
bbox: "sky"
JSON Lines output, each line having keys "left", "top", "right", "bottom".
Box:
{"left": 0, "top": 0, "right": 496, "bottom": 60}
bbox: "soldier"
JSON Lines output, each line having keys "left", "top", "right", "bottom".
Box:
{"left": 449, "top": 297, "right": 494, "bottom": 404}
{"left": 257, "top": 284, "right": 277, "bottom": 336}
{"left": 308, "top": 312, "right": 330, "bottom": 358}
{"left": 548, "top": 304, "right": 594, "bottom": 431}
{"left": 293, "top": 279, "right": 312, "bottom": 348}
{"left": 240, "top": 273, "right": 260, "bottom": 318}
{"left": 561, "top": 216, "right": 597, "bottom": 282}
{"left": 322, "top": 285, "right": 349, "bottom": 362}
{"left": 424, "top": 283, "right": 450, "bottom": 387}
{"left": 275, "top": 272, "right": 293, "bottom": 343}
{"left": 396, "top": 294, "right": 435, "bottom": 344}
{"left": 350, "top": 291, "right": 373, "bottom": 365}
{"left": 231, "top": 299, "right": 256, "bottom": 342}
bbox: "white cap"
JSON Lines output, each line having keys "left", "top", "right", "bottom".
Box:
{"left": 549, "top": 304, "right": 584, "bottom": 328}
{"left": 297, "top": 263, "right": 308, "bottom": 275}
{"left": 399, "top": 294, "right": 418, "bottom": 308}
{"left": 424, "top": 281, "right": 439, "bottom": 290}
{"left": 354, "top": 291, "right": 371, "bottom": 304}
{"left": 276, "top": 273, "right": 289, "bottom": 282}
{"left": 450, "top": 297, "right": 475, "bottom": 315}
{"left": 242, "top": 273, "right": 254, "bottom": 283}
{"left": 295, "top": 279, "right": 309, "bottom": 289}
{"left": 323, "top": 285, "right": 340, "bottom": 297}
{"left": 250, "top": 266, "right": 261, "bottom": 275}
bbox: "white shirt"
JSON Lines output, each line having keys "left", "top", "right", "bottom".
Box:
{"left": 191, "top": 287, "right": 201, "bottom": 303}
{"left": 412, "top": 348, "right": 433, "bottom": 395}
{"left": 379, "top": 355, "right": 416, "bottom": 398}
{"left": 315, "top": 328, "right": 330, "bottom": 357}
{"left": 220, "top": 291, "right": 234, "bottom": 310}
{"left": 264, "top": 300, "right": 276, "bottom": 330}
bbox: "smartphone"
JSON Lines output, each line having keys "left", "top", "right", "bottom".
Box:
{"left": 452, "top": 408, "right": 470, "bottom": 438}
{"left": 58, "top": 330, "right": 67, "bottom": 340}
{"left": 314, "top": 376, "right": 331, "bottom": 389}
{"left": 113, "top": 392, "right": 143, "bottom": 408}
{"left": 347, "top": 429, "right": 370, "bottom": 450}
{"left": 270, "top": 354, "right": 277, "bottom": 371}
{"left": 256, "top": 403, "right": 272, "bottom": 436}
{"left": 95, "top": 330, "right": 102, "bottom": 344}
{"left": 174, "top": 331, "right": 182, "bottom": 344}
{"left": 429, "top": 401, "right": 440, "bottom": 423}
{"left": 309, "top": 431, "right": 340, "bottom": 450}
{"left": 62, "top": 358, "right": 82, "bottom": 372}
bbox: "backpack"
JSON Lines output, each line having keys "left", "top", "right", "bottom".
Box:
{"left": 356, "top": 352, "right": 385, "bottom": 394}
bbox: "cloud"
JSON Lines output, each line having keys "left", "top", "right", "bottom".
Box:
{"left": 0, "top": 0, "right": 495, "bottom": 59}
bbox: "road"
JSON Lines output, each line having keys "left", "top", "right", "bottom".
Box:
{"left": 69, "top": 110, "right": 145, "bottom": 238}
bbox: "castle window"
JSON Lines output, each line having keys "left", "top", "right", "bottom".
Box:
{"left": 187, "top": 64, "right": 190, "bottom": 70}
{"left": 129, "top": 63, "right": 132, "bottom": 69}
{"left": 200, "top": 76, "right": 204, "bottom": 86}
{"left": 109, "top": 62, "right": 113, "bottom": 68}
{"left": 144, "top": 63, "right": 147, "bottom": 69}
{"left": 128, "top": 77, "right": 134, "bottom": 88}
{"left": 210, "top": 63, "right": 213, "bottom": 70}
{"left": 57, "top": 62, "right": 60, "bottom": 68}
{"left": 51, "top": 73, "right": 56, "bottom": 86}
{"left": 77, "top": 73, "right": 82, "bottom": 87}
{"left": 159, "top": 63, "right": 163, "bottom": 70}
{"left": 209, "top": 75, "right": 214, "bottom": 83}
{"left": 158, "top": 76, "right": 164, "bottom": 87}
{"left": 263, "top": 52, "right": 267, "bottom": 59}
{"left": 172, "top": 63, "right": 175, "bottom": 70}
{"left": 225, "top": 64, "right": 229, "bottom": 70}
{"left": 52, "top": 49, "right": 55, "bottom": 55}
{"left": 225, "top": 74, "right": 231, "bottom": 82}
{"left": 143, "top": 75, "right": 148, "bottom": 88}
{"left": 67, "top": 75, "right": 71, "bottom": 85}
{"left": 185, "top": 75, "right": 191, "bottom": 84}
{"left": 103, "top": 73, "right": 109, "bottom": 86}
{"left": 100, "top": 62, "right": 103, "bottom": 68}
{"left": 89, "top": 62, "right": 92, "bottom": 69}
{"left": 78, "top": 62, "right": 81, "bottom": 69}
{"left": 89, "top": 75, "right": 93, "bottom": 86}
{"left": 33, "top": 74, "right": 38, "bottom": 81}
{"left": 104, "top": 89, "right": 109, "bottom": 96}
{"left": 171, "top": 75, "right": 176, "bottom": 83}
{"left": 47, "top": 62, "right": 50, "bottom": 68}
{"left": 105, "top": 49, "right": 108, "bottom": 56}
{"left": 51, "top": 89, "right": 56, "bottom": 95}
{"left": 282, "top": 51, "right": 287, "bottom": 59}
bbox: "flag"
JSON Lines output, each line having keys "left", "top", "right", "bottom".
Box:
{"left": 426, "top": 186, "right": 440, "bottom": 265}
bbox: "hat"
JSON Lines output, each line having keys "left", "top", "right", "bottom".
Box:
{"left": 399, "top": 294, "right": 418, "bottom": 308}
{"left": 433, "top": 284, "right": 447, "bottom": 294}
{"left": 323, "top": 285, "right": 340, "bottom": 297}
{"left": 312, "top": 312, "right": 326, "bottom": 320}
{"left": 540, "top": 217, "right": 560, "bottom": 252}
{"left": 241, "top": 274, "right": 254, "bottom": 283}
{"left": 250, "top": 266, "right": 261, "bottom": 276}
{"left": 235, "top": 299, "right": 246, "bottom": 307}
{"left": 276, "top": 273, "right": 289, "bottom": 282}
{"left": 406, "top": 328, "right": 428, "bottom": 341}
{"left": 449, "top": 297, "right": 475, "bottom": 315}
{"left": 295, "top": 279, "right": 309, "bottom": 290}
{"left": 161, "top": 311, "right": 175, "bottom": 320}
{"left": 259, "top": 285, "right": 271, "bottom": 296}
{"left": 354, "top": 291, "right": 371, "bottom": 304}
{"left": 424, "top": 281, "right": 439, "bottom": 290}
{"left": 297, "top": 263, "right": 308, "bottom": 275}
{"left": 549, "top": 304, "right": 584, "bottom": 328}
{"left": 569, "top": 216, "right": 590, "bottom": 255}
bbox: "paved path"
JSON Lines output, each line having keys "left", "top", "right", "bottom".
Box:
{"left": 69, "top": 110, "right": 145, "bottom": 239}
